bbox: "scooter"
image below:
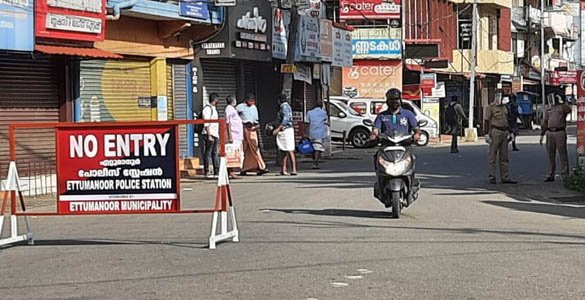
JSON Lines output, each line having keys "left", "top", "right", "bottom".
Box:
{"left": 373, "top": 122, "right": 426, "bottom": 218}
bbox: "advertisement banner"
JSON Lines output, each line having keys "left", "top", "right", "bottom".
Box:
{"left": 36, "top": 0, "right": 106, "bottom": 41}
{"left": 342, "top": 60, "right": 402, "bottom": 98}
{"left": 294, "top": 64, "right": 313, "bottom": 84}
{"left": 0, "top": 0, "right": 34, "bottom": 51}
{"left": 180, "top": 0, "right": 210, "bottom": 20}
{"left": 333, "top": 26, "right": 353, "bottom": 67}
{"left": 352, "top": 27, "right": 401, "bottom": 59}
{"left": 339, "top": 0, "right": 401, "bottom": 20}
{"left": 56, "top": 125, "right": 179, "bottom": 214}
{"left": 320, "top": 19, "right": 333, "bottom": 62}
{"left": 577, "top": 71, "right": 585, "bottom": 156}
{"left": 296, "top": 15, "right": 321, "bottom": 62}
{"left": 272, "top": 8, "right": 291, "bottom": 59}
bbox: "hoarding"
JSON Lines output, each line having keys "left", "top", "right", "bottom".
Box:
{"left": 577, "top": 71, "right": 585, "bottom": 157}
{"left": 339, "top": 0, "right": 401, "bottom": 20}
{"left": 295, "top": 15, "right": 321, "bottom": 62}
{"left": 0, "top": 0, "right": 34, "bottom": 51}
{"left": 180, "top": 0, "right": 210, "bottom": 20}
{"left": 342, "top": 60, "right": 402, "bottom": 98}
{"left": 352, "top": 27, "right": 401, "bottom": 59}
{"left": 56, "top": 125, "right": 179, "bottom": 214}
{"left": 272, "top": 8, "right": 290, "bottom": 59}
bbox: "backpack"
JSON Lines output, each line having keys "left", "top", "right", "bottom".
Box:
{"left": 195, "top": 105, "right": 211, "bottom": 134}
{"left": 445, "top": 103, "right": 458, "bottom": 126}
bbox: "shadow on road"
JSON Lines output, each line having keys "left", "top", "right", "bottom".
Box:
{"left": 1, "top": 238, "right": 210, "bottom": 250}
{"left": 263, "top": 208, "right": 393, "bottom": 219}
{"left": 483, "top": 200, "right": 585, "bottom": 219}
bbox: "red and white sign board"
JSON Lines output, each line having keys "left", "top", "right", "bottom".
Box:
{"left": 339, "top": 0, "right": 401, "bottom": 20}
{"left": 36, "top": 0, "right": 107, "bottom": 42}
{"left": 577, "top": 71, "right": 585, "bottom": 157}
{"left": 56, "top": 125, "right": 179, "bottom": 214}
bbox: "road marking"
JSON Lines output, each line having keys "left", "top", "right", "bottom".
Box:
{"left": 345, "top": 275, "right": 363, "bottom": 279}
{"left": 357, "top": 268, "right": 373, "bottom": 274}
{"left": 182, "top": 188, "right": 193, "bottom": 191}
{"left": 260, "top": 209, "right": 271, "bottom": 213}
{"left": 330, "top": 282, "right": 349, "bottom": 288}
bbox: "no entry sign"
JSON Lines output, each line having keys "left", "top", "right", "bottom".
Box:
{"left": 56, "top": 125, "right": 179, "bottom": 214}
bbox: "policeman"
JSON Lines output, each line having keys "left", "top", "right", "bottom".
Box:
{"left": 485, "top": 96, "right": 517, "bottom": 184}
{"left": 540, "top": 94, "right": 571, "bottom": 182}
{"left": 370, "top": 88, "right": 421, "bottom": 141}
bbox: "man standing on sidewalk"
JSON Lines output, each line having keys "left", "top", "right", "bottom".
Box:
{"left": 445, "top": 96, "right": 467, "bottom": 153}
{"left": 485, "top": 96, "right": 517, "bottom": 184}
{"left": 202, "top": 93, "right": 220, "bottom": 179}
{"left": 540, "top": 94, "right": 571, "bottom": 182}
{"left": 236, "top": 93, "right": 269, "bottom": 176}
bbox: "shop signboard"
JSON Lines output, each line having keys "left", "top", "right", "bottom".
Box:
{"left": 295, "top": 15, "right": 321, "bottom": 62}
{"left": 36, "top": 0, "right": 107, "bottom": 41}
{"left": 56, "top": 125, "right": 179, "bottom": 214}
{"left": 294, "top": 64, "right": 312, "bottom": 84}
{"left": 577, "top": 71, "right": 585, "bottom": 159}
{"left": 180, "top": 0, "right": 210, "bottom": 20}
{"left": 199, "top": 1, "right": 273, "bottom": 61}
{"left": 0, "top": 0, "right": 34, "bottom": 51}
{"left": 422, "top": 98, "right": 440, "bottom": 131}
{"left": 351, "top": 27, "right": 401, "bottom": 59}
{"left": 342, "top": 60, "right": 402, "bottom": 98}
{"left": 545, "top": 70, "right": 577, "bottom": 86}
{"left": 339, "top": 0, "right": 401, "bottom": 20}
{"left": 332, "top": 26, "right": 353, "bottom": 67}
{"left": 320, "top": 19, "right": 333, "bottom": 62}
{"left": 272, "top": 8, "right": 290, "bottom": 59}
{"left": 420, "top": 73, "right": 436, "bottom": 89}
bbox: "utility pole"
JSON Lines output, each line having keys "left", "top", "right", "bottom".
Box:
{"left": 467, "top": 0, "right": 478, "bottom": 140}
{"left": 540, "top": 0, "right": 546, "bottom": 118}
{"left": 281, "top": 1, "right": 298, "bottom": 101}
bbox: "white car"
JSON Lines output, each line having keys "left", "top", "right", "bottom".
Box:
{"left": 325, "top": 99, "right": 374, "bottom": 148}
{"left": 331, "top": 96, "right": 439, "bottom": 146}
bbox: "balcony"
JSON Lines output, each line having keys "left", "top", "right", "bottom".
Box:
{"left": 451, "top": 49, "right": 514, "bottom": 75}
{"left": 448, "top": 0, "right": 512, "bottom": 9}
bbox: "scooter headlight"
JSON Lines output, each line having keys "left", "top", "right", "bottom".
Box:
{"left": 378, "top": 156, "right": 412, "bottom": 176}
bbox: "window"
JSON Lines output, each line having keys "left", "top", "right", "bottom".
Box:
{"left": 402, "top": 102, "right": 417, "bottom": 115}
{"left": 371, "top": 102, "right": 386, "bottom": 114}
{"left": 349, "top": 102, "right": 367, "bottom": 115}
{"left": 489, "top": 16, "right": 498, "bottom": 50}
{"left": 330, "top": 103, "right": 342, "bottom": 117}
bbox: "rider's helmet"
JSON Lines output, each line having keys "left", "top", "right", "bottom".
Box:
{"left": 386, "top": 88, "right": 402, "bottom": 109}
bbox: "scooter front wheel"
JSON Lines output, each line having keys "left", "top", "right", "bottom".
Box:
{"left": 391, "top": 191, "right": 401, "bottom": 219}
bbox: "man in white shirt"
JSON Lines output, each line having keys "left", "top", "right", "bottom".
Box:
{"left": 202, "top": 93, "right": 220, "bottom": 178}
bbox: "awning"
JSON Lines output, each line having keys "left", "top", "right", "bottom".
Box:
{"left": 405, "top": 63, "right": 452, "bottom": 74}
{"left": 35, "top": 45, "right": 123, "bottom": 59}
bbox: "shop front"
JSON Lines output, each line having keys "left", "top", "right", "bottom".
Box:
{"left": 193, "top": 0, "right": 281, "bottom": 151}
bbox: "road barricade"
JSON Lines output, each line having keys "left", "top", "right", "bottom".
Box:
{"left": 0, "top": 120, "right": 238, "bottom": 249}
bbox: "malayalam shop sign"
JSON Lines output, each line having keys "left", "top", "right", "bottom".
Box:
{"left": 36, "top": 0, "right": 106, "bottom": 41}
{"left": 339, "top": 0, "right": 401, "bottom": 20}
{"left": 57, "top": 125, "right": 179, "bottom": 214}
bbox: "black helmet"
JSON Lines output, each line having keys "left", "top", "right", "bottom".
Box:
{"left": 386, "top": 88, "right": 402, "bottom": 101}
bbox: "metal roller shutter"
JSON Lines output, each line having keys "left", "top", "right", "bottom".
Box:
{"left": 0, "top": 55, "right": 60, "bottom": 175}
{"left": 173, "top": 62, "right": 189, "bottom": 157}
{"left": 255, "top": 62, "right": 281, "bottom": 151}
{"left": 166, "top": 63, "right": 174, "bottom": 120}
{"left": 201, "top": 59, "right": 237, "bottom": 118}
{"left": 80, "top": 59, "right": 151, "bottom": 122}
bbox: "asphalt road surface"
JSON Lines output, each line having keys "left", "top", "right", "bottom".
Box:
{"left": 1, "top": 130, "right": 584, "bottom": 300}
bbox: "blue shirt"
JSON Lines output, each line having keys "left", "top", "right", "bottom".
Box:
{"left": 306, "top": 107, "right": 328, "bottom": 140}
{"left": 236, "top": 103, "right": 259, "bottom": 124}
{"left": 278, "top": 102, "right": 293, "bottom": 128}
{"left": 374, "top": 108, "right": 418, "bottom": 136}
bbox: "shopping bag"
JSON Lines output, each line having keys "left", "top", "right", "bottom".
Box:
{"left": 298, "top": 138, "right": 314, "bottom": 155}
{"left": 225, "top": 143, "right": 242, "bottom": 168}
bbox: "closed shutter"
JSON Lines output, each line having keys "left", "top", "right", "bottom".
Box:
{"left": 201, "top": 59, "right": 237, "bottom": 118}
{"left": 243, "top": 62, "right": 256, "bottom": 97}
{"left": 166, "top": 63, "right": 174, "bottom": 120}
{"left": 173, "top": 62, "right": 189, "bottom": 157}
{"left": 80, "top": 59, "right": 151, "bottom": 122}
{"left": 0, "top": 55, "right": 60, "bottom": 174}
{"left": 256, "top": 62, "right": 281, "bottom": 151}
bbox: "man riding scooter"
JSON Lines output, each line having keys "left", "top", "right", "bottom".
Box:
{"left": 370, "top": 88, "right": 423, "bottom": 217}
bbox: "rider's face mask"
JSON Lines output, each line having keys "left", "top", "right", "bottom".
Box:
{"left": 388, "top": 100, "right": 400, "bottom": 110}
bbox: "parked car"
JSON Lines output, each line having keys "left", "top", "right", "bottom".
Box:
{"left": 330, "top": 96, "right": 439, "bottom": 146}
{"left": 325, "top": 99, "right": 373, "bottom": 148}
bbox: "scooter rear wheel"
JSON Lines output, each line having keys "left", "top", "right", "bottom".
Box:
{"left": 391, "top": 191, "right": 401, "bottom": 219}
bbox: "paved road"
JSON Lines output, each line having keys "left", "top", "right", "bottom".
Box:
{"left": 1, "top": 130, "right": 584, "bottom": 299}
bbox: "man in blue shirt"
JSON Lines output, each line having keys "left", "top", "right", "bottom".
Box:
{"left": 370, "top": 88, "right": 421, "bottom": 141}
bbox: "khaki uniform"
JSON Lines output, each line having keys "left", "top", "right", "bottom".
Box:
{"left": 541, "top": 104, "right": 571, "bottom": 179}
{"left": 485, "top": 104, "right": 510, "bottom": 181}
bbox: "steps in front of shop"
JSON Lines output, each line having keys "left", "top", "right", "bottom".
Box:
{"left": 180, "top": 158, "right": 204, "bottom": 177}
